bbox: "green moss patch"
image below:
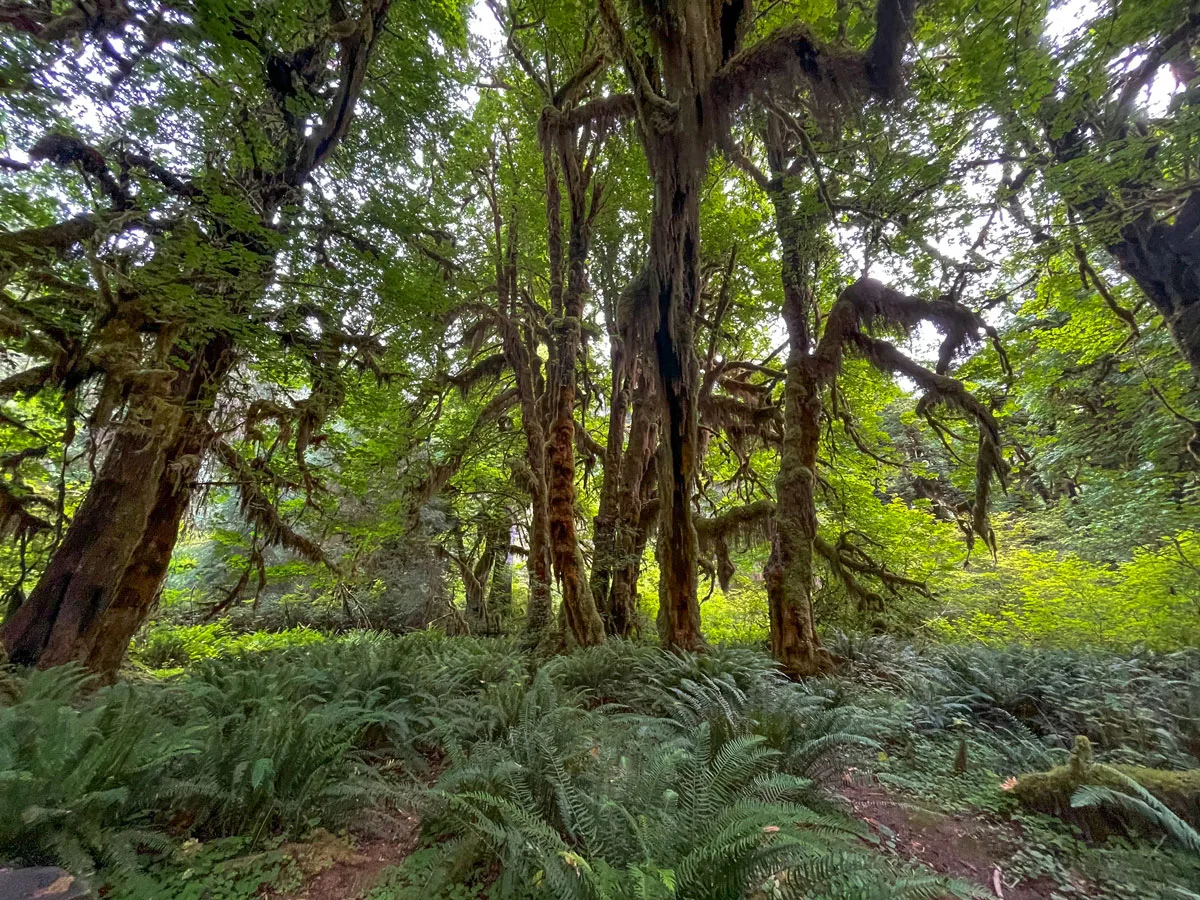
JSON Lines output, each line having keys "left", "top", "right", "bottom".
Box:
{"left": 1011, "top": 754, "right": 1200, "bottom": 838}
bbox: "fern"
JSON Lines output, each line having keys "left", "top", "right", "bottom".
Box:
{"left": 1070, "top": 765, "right": 1200, "bottom": 852}
{"left": 0, "top": 667, "right": 194, "bottom": 873}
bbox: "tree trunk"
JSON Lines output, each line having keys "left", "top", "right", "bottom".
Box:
{"left": 543, "top": 135, "right": 606, "bottom": 647}
{"left": 525, "top": 447, "right": 555, "bottom": 635}
{"left": 488, "top": 522, "right": 514, "bottom": 626}
{"left": 768, "top": 355, "right": 832, "bottom": 677}
{"left": 463, "top": 552, "right": 490, "bottom": 633}
{"left": 648, "top": 142, "right": 705, "bottom": 652}
{"left": 83, "top": 451, "right": 194, "bottom": 678}
{"left": 765, "top": 184, "right": 832, "bottom": 677}
{"left": 590, "top": 358, "right": 629, "bottom": 626}
{"left": 610, "top": 503, "right": 653, "bottom": 638}
{"left": 609, "top": 383, "right": 657, "bottom": 637}
{"left": 465, "top": 513, "right": 510, "bottom": 634}
{"left": 3, "top": 3, "right": 390, "bottom": 673}
{"left": 1107, "top": 200, "right": 1200, "bottom": 376}
{"left": 4, "top": 335, "right": 233, "bottom": 673}
{"left": 1046, "top": 108, "right": 1200, "bottom": 377}
{"left": 2, "top": 406, "right": 176, "bottom": 667}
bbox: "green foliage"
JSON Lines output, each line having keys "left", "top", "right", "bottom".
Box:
{"left": 112, "top": 836, "right": 303, "bottom": 900}
{"left": 825, "top": 632, "right": 1200, "bottom": 769}
{"left": 818, "top": 637, "right": 1200, "bottom": 898}
{"left": 1070, "top": 766, "right": 1200, "bottom": 853}
{"left": 0, "top": 633, "right": 523, "bottom": 878}
{"left": 931, "top": 521, "right": 1200, "bottom": 651}
{"left": 5, "top": 633, "right": 1198, "bottom": 896}
{"left": 166, "top": 671, "right": 389, "bottom": 841}
{"left": 412, "top": 641, "right": 965, "bottom": 899}
{"left": 1010, "top": 748, "right": 1200, "bottom": 846}
{"left": 368, "top": 846, "right": 487, "bottom": 900}
{"left": 0, "top": 666, "right": 186, "bottom": 874}
{"left": 131, "top": 623, "right": 326, "bottom": 670}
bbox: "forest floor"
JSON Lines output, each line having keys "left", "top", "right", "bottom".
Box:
{"left": 274, "top": 764, "right": 1168, "bottom": 900}
{"left": 276, "top": 784, "right": 1059, "bottom": 900}
{"left": 5, "top": 633, "right": 1197, "bottom": 900}
{"left": 273, "top": 812, "right": 422, "bottom": 900}
{"left": 843, "top": 783, "right": 1055, "bottom": 900}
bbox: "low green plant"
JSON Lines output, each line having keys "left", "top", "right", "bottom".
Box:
{"left": 111, "top": 835, "right": 303, "bottom": 900}
{"left": 131, "top": 623, "right": 325, "bottom": 670}
{"left": 3, "top": 632, "right": 1194, "bottom": 899}
{"left": 367, "top": 846, "right": 489, "bottom": 900}
{"left": 0, "top": 666, "right": 188, "bottom": 874}
{"left": 418, "top": 647, "right": 968, "bottom": 900}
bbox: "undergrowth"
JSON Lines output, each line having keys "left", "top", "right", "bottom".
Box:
{"left": 1, "top": 632, "right": 1197, "bottom": 898}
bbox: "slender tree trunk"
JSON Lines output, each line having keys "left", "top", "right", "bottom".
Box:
{"left": 768, "top": 355, "right": 832, "bottom": 677}
{"left": 465, "top": 514, "right": 509, "bottom": 634}
{"left": 525, "top": 438, "right": 555, "bottom": 634}
{"left": 765, "top": 185, "right": 831, "bottom": 677}
{"left": 543, "top": 137, "right": 605, "bottom": 647}
{"left": 590, "top": 358, "right": 629, "bottom": 627}
{"left": 488, "top": 520, "right": 514, "bottom": 626}
{"left": 609, "top": 384, "right": 656, "bottom": 636}
{"left": 609, "top": 508, "right": 652, "bottom": 637}
{"left": 463, "top": 554, "right": 490, "bottom": 634}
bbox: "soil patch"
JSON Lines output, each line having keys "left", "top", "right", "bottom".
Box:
{"left": 841, "top": 781, "right": 1059, "bottom": 900}
{"left": 275, "top": 809, "right": 422, "bottom": 900}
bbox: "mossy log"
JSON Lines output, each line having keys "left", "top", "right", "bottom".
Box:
{"left": 1011, "top": 742, "right": 1200, "bottom": 839}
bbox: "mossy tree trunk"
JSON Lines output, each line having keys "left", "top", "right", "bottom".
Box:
{"left": 3, "top": 0, "right": 394, "bottom": 674}
{"left": 2, "top": 397, "right": 179, "bottom": 667}
{"left": 5, "top": 330, "right": 237, "bottom": 672}
{"left": 487, "top": 517, "right": 515, "bottom": 625}
{"left": 589, "top": 356, "right": 628, "bottom": 626}
{"left": 764, "top": 164, "right": 832, "bottom": 676}
{"left": 541, "top": 110, "right": 607, "bottom": 647}
{"left": 647, "top": 147, "right": 706, "bottom": 652}
{"left": 80, "top": 337, "right": 234, "bottom": 678}
{"left": 608, "top": 378, "right": 658, "bottom": 637}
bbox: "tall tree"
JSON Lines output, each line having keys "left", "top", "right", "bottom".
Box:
{"left": 591, "top": 0, "right": 917, "bottom": 649}
{"left": 1, "top": 0, "right": 464, "bottom": 672}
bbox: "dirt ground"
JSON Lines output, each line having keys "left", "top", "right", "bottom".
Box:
{"left": 841, "top": 781, "right": 1061, "bottom": 900}
{"left": 274, "top": 809, "right": 422, "bottom": 900}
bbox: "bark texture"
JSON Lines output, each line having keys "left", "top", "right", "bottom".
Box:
{"left": 765, "top": 162, "right": 833, "bottom": 676}
{"left": 1107, "top": 200, "right": 1200, "bottom": 375}
{"left": 1041, "top": 10, "right": 1200, "bottom": 377}
{"left": 541, "top": 108, "right": 607, "bottom": 647}
{"left": 3, "top": 402, "right": 176, "bottom": 667}
{"left": 606, "top": 377, "right": 659, "bottom": 636}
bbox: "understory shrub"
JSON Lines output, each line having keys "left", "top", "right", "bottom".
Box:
{"left": 824, "top": 632, "right": 1200, "bottom": 768}
{"left": 4, "top": 632, "right": 1195, "bottom": 897}
{"left": 0, "top": 633, "right": 522, "bottom": 876}
{"left": 0, "top": 666, "right": 186, "bottom": 874}
{"left": 411, "top": 643, "right": 969, "bottom": 899}
{"left": 130, "top": 623, "right": 326, "bottom": 670}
